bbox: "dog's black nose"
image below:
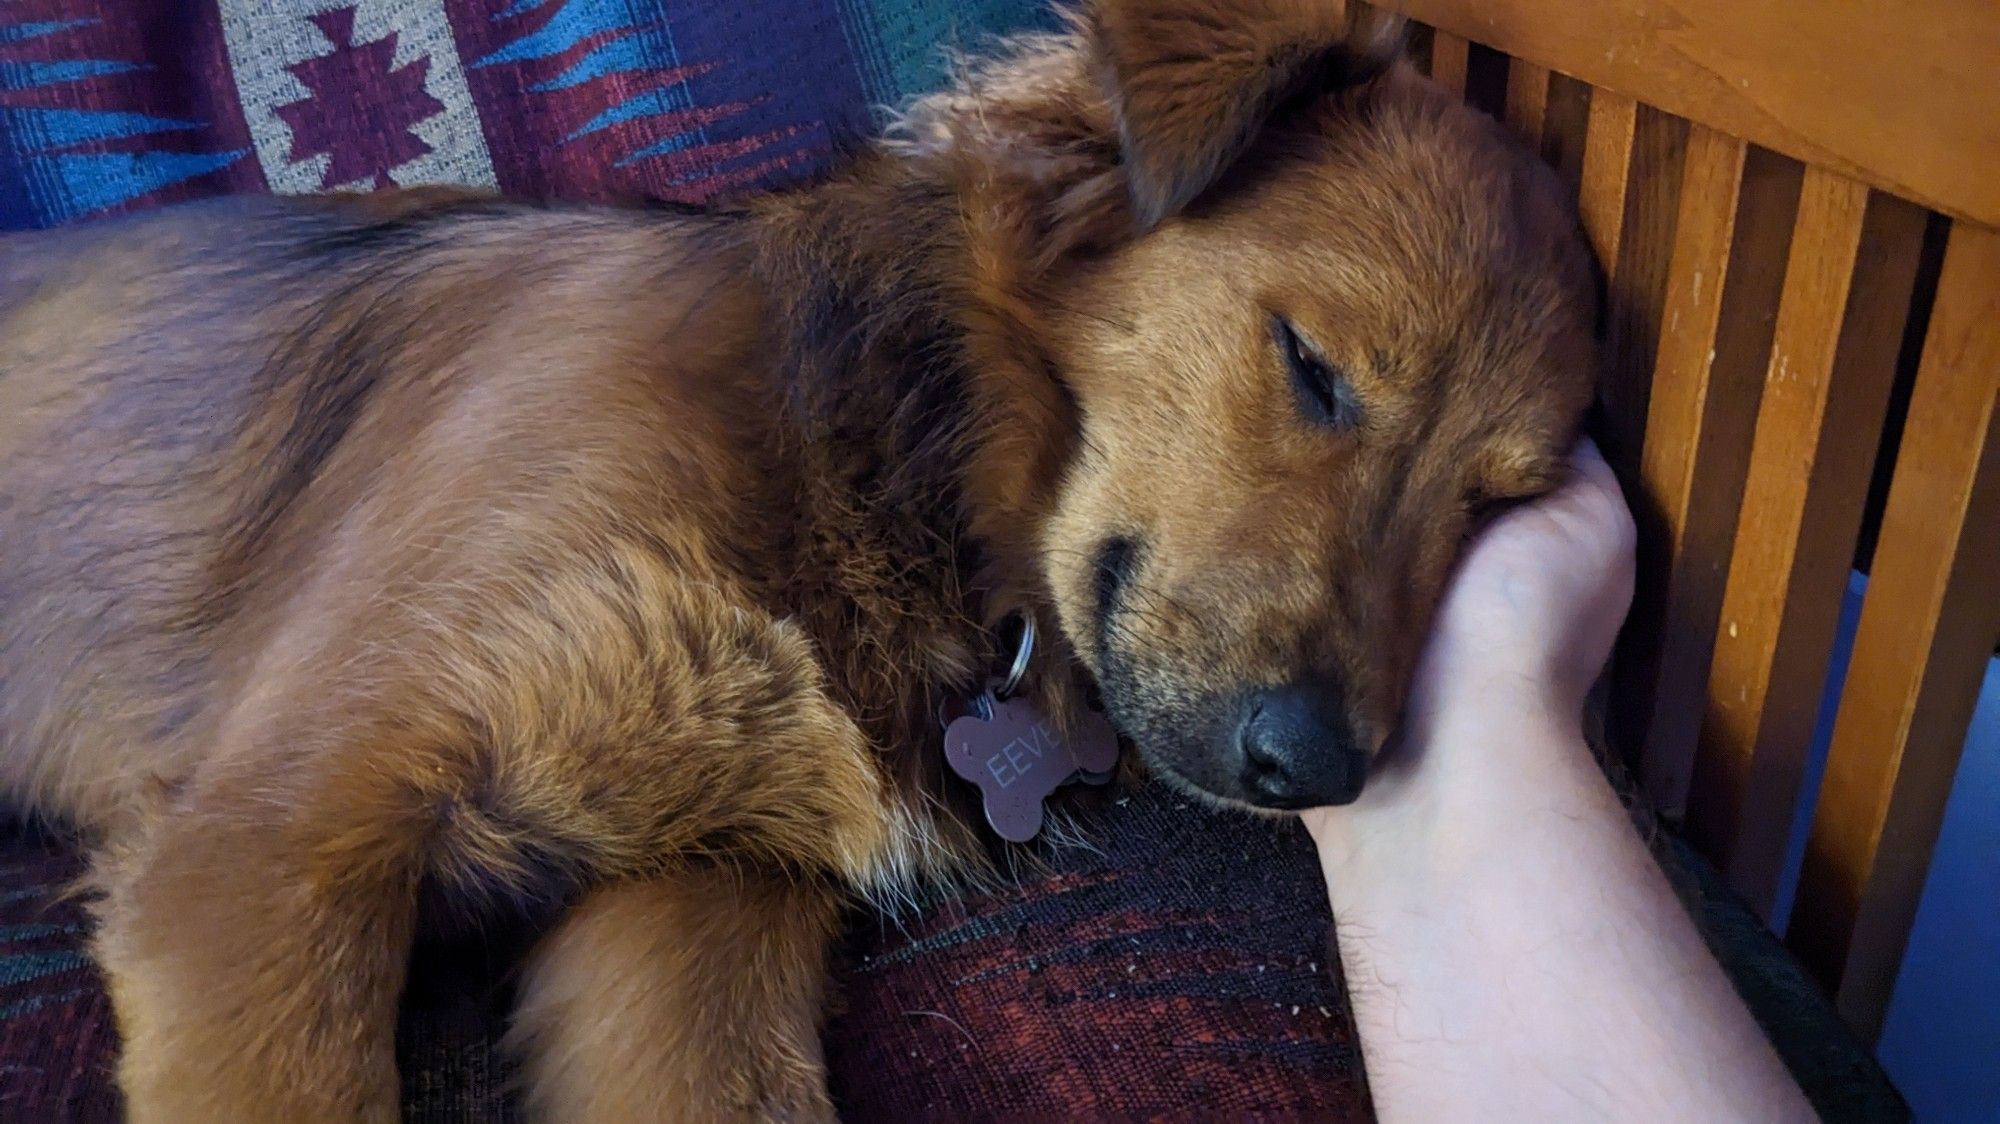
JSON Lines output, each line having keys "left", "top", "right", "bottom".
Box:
{"left": 1237, "top": 683, "right": 1367, "bottom": 808}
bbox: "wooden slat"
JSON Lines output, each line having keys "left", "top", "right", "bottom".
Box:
{"left": 1577, "top": 90, "right": 1635, "bottom": 273}
{"left": 1619, "top": 133, "right": 1800, "bottom": 816}
{"left": 1373, "top": 0, "right": 2000, "bottom": 228}
{"left": 1502, "top": 58, "right": 1549, "bottom": 145}
{"left": 1684, "top": 172, "right": 1929, "bottom": 919}
{"left": 1538, "top": 72, "right": 1591, "bottom": 200}
{"left": 1613, "top": 130, "right": 1752, "bottom": 791}
{"left": 1595, "top": 106, "right": 1686, "bottom": 486}
{"left": 1788, "top": 221, "right": 2000, "bottom": 1043}
{"left": 1427, "top": 29, "right": 1468, "bottom": 97}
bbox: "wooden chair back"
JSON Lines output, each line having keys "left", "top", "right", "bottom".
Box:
{"left": 1368, "top": 0, "right": 1999, "bottom": 1044}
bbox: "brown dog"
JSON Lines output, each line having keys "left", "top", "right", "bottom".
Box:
{"left": 0, "top": 1, "right": 1596, "bottom": 1119}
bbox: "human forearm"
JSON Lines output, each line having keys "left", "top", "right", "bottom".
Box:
{"left": 1308, "top": 701, "right": 1812, "bottom": 1122}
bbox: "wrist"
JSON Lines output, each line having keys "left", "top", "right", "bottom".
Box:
{"left": 1407, "top": 662, "right": 1586, "bottom": 740}
{"left": 1303, "top": 691, "right": 1597, "bottom": 883}
{"left": 1410, "top": 685, "right": 1586, "bottom": 768}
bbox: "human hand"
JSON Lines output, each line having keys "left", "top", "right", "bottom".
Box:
{"left": 1293, "top": 442, "right": 1810, "bottom": 1123}
{"left": 1406, "top": 434, "right": 1636, "bottom": 728}
{"left": 1300, "top": 437, "right": 1634, "bottom": 839}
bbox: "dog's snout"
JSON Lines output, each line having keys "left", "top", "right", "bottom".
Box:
{"left": 1236, "top": 683, "right": 1367, "bottom": 809}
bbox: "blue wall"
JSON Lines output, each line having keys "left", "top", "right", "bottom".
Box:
{"left": 1876, "top": 654, "right": 2000, "bottom": 1121}
{"left": 1780, "top": 573, "right": 1998, "bottom": 1122}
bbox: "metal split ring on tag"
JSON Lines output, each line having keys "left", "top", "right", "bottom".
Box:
{"left": 994, "top": 613, "right": 1034, "bottom": 699}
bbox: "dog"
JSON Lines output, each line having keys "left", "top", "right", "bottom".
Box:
{"left": 0, "top": 1, "right": 1598, "bottom": 1118}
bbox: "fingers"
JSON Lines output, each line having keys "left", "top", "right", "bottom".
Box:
{"left": 1537, "top": 437, "right": 1634, "bottom": 538}
{"left": 1575, "top": 437, "right": 1636, "bottom": 539}
{"left": 1557, "top": 436, "right": 1618, "bottom": 501}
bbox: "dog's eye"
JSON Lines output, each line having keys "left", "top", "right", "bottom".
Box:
{"left": 1272, "top": 316, "right": 1361, "bottom": 430}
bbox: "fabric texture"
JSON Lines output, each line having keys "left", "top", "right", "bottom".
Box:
{"left": 0, "top": 0, "right": 1060, "bottom": 231}
{"left": 0, "top": 2, "right": 1905, "bottom": 1121}
{"left": 0, "top": 789, "right": 1370, "bottom": 1123}
{"left": 822, "top": 787, "right": 1366, "bottom": 1120}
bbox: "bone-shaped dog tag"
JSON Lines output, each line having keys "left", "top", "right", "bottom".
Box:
{"left": 944, "top": 696, "right": 1120, "bottom": 842}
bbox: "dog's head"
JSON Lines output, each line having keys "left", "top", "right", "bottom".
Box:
{"left": 921, "top": 1, "right": 1598, "bottom": 811}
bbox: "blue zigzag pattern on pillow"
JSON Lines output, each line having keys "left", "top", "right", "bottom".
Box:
{"left": 0, "top": 20, "right": 96, "bottom": 45}
{"left": 472, "top": 0, "right": 707, "bottom": 160}
{"left": 0, "top": 15, "right": 245, "bottom": 226}
{"left": 1, "top": 57, "right": 144, "bottom": 89}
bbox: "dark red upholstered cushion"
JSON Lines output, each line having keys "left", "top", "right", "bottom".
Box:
{"left": 0, "top": 784, "right": 1372, "bottom": 1122}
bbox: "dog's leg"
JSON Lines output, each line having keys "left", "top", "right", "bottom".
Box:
{"left": 91, "top": 789, "right": 418, "bottom": 1123}
{"left": 486, "top": 588, "right": 911, "bottom": 1122}
{"left": 81, "top": 564, "right": 906, "bottom": 1119}
{"left": 509, "top": 866, "right": 845, "bottom": 1123}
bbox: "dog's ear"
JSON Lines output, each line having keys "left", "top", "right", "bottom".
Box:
{"left": 1090, "top": 0, "right": 1403, "bottom": 229}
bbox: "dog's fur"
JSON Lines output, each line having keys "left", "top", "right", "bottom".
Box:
{"left": 0, "top": 1, "right": 1597, "bottom": 1118}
